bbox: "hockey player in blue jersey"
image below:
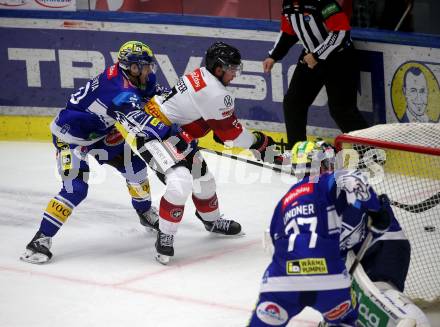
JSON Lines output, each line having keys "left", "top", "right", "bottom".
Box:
{"left": 248, "top": 140, "right": 391, "bottom": 326}
{"left": 21, "top": 41, "right": 171, "bottom": 264}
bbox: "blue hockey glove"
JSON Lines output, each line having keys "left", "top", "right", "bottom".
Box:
{"left": 367, "top": 194, "right": 392, "bottom": 234}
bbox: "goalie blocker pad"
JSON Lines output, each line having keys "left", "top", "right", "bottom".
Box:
{"left": 347, "top": 251, "right": 430, "bottom": 327}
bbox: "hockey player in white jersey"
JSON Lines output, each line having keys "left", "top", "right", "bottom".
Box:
{"left": 135, "top": 41, "right": 278, "bottom": 264}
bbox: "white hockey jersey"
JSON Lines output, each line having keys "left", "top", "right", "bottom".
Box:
{"left": 145, "top": 66, "right": 255, "bottom": 148}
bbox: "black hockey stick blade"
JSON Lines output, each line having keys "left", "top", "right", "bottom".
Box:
{"left": 390, "top": 191, "right": 440, "bottom": 214}
{"left": 199, "top": 147, "right": 295, "bottom": 175}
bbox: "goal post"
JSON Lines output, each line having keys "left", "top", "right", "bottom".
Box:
{"left": 335, "top": 123, "right": 440, "bottom": 307}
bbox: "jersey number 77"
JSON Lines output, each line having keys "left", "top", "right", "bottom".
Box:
{"left": 285, "top": 217, "right": 318, "bottom": 251}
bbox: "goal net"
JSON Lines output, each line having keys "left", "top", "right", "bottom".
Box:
{"left": 335, "top": 123, "right": 440, "bottom": 307}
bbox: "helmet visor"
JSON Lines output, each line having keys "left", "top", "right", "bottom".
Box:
{"left": 219, "top": 58, "right": 243, "bottom": 76}
{"left": 134, "top": 60, "right": 157, "bottom": 74}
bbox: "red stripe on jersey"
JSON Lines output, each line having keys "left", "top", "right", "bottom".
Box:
{"left": 281, "top": 15, "right": 296, "bottom": 35}
{"left": 159, "top": 197, "right": 184, "bottom": 223}
{"left": 206, "top": 114, "right": 243, "bottom": 142}
{"left": 282, "top": 183, "right": 314, "bottom": 209}
{"left": 186, "top": 68, "right": 207, "bottom": 92}
{"left": 182, "top": 118, "right": 211, "bottom": 139}
{"left": 106, "top": 63, "right": 119, "bottom": 79}
{"left": 192, "top": 194, "right": 219, "bottom": 213}
{"left": 325, "top": 12, "right": 351, "bottom": 31}
{"left": 181, "top": 114, "right": 243, "bottom": 141}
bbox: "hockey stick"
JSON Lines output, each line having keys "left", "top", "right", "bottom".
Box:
{"left": 201, "top": 146, "right": 440, "bottom": 213}
{"left": 199, "top": 147, "right": 294, "bottom": 175}
{"left": 349, "top": 232, "right": 373, "bottom": 275}
{"left": 390, "top": 191, "right": 440, "bottom": 214}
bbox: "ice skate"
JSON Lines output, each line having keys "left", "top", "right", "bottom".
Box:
{"left": 196, "top": 211, "right": 243, "bottom": 236}
{"left": 155, "top": 231, "right": 174, "bottom": 265}
{"left": 20, "top": 231, "right": 53, "bottom": 264}
{"left": 137, "top": 206, "right": 159, "bottom": 232}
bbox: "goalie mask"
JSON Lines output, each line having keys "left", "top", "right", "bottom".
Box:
{"left": 291, "top": 139, "right": 336, "bottom": 178}
{"left": 205, "top": 42, "right": 243, "bottom": 77}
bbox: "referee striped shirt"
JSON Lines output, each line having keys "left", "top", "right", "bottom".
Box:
{"left": 269, "top": 0, "right": 353, "bottom": 62}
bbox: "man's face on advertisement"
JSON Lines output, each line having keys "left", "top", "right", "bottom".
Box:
{"left": 403, "top": 71, "right": 428, "bottom": 116}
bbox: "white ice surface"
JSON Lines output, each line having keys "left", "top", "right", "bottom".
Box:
{"left": 1, "top": 142, "right": 438, "bottom": 327}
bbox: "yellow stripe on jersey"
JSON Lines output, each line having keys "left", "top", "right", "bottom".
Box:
{"left": 46, "top": 198, "right": 72, "bottom": 223}
{"left": 127, "top": 180, "right": 151, "bottom": 199}
{"left": 114, "top": 121, "right": 137, "bottom": 150}
{"left": 144, "top": 98, "right": 172, "bottom": 126}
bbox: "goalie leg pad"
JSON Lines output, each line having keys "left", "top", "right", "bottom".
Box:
{"left": 361, "top": 239, "right": 411, "bottom": 292}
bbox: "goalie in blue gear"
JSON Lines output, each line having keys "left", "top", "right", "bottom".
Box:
{"left": 248, "top": 140, "right": 392, "bottom": 327}
{"left": 288, "top": 140, "right": 409, "bottom": 292}
{"left": 21, "top": 41, "right": 171, "bottom": 264}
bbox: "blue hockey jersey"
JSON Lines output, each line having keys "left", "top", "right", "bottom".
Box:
{"left": 264, "top": 170, "right": 383, "bottom": 292}
{"left": 340, "top": 199, "right": 406, "bottom": 258}
{"left": 51, "top": 63, "right": 169, "bottom": 145}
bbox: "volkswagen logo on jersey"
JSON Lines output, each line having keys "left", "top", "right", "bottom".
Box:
{"left": 224, "top": 95, "right": 233, "bottom": 107}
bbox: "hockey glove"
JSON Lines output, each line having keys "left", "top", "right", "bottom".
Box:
{"left": 212, "top": 132, "right": 224, "bottom": 145}
{"left": 116, "top": 110, "right": 170, "bottom": 141}
{"left": 165, "top": 124, "right": 198, "bottom": 158}
{"left": 367, "top": 194, "right": 392, "bottom": 234}
{"left": 250, "top": 131, "right": 278, "bottom": 163}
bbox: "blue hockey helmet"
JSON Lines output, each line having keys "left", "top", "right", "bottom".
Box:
{"left": 118, "top": 41, "right": 157, "bottom": 73}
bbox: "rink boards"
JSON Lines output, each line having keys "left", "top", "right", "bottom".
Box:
{"left": 0, "top": 11, "right": 439, "bottom": 143}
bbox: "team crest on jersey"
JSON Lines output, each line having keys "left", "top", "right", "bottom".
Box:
{"left": 337, "top": 171, "right": 370, "bottom": 203}
{"left": 282, "top": 183, "right": 314, "bottom": 209}
{"left": 106, "top": 64, "right": 119, "bottom": 79}
{"left": 170, "top": 208, "right": 184, "bottom": 220}
{"left": 256, "top": 301, "right": 288, "bottom": 325}
{"left": 323, "top": 300, "right": 351, "bottom": 321}
{"left": 104, "top": 128, "right": 124, "bottom": 146}
{"left": 186, "top": 68, "right": 207, "bottom": 92}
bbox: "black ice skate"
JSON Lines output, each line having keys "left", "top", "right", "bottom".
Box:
{"left": 155, "top": 231, "right": 174, "bottom": 265}
{"left": 20, "top": 231, "right": 53, "bottom": 264}
{"left": 196, "top": 212, "right": 242, "bottom": 235}
{"left": 137, "top": 206, "right": 159, "bottom": 232}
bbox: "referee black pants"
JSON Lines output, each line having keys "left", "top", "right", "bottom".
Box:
{"left": 283, "top": 47, "right": 369, "bottom": 149}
